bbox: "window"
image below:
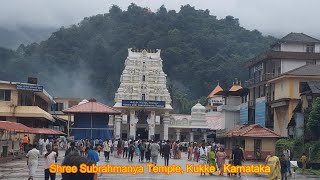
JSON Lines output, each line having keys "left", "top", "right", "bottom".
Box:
{"left": 142, "top": 75, "right": 145, "bottom": 81}
{"left": 277, "top": 66, "right": 281, "bottom": 74}
{"left": 306, "top": 45, "right": 315, "bottom": 53}
{"left": 142, "top": 94, "right": 145, "bottom": 101}
{"left": 55, "top": 103, "right": 64, "bottom": 111}
{"left": 306, "top": 60, "right": 316, "bottom": 65}
{"left": 0, "top": 90, "right": 11, "bottom": 101}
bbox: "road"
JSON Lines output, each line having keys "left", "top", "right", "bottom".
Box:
{"left": 0, "top": 150, "right": 317, "bottom": 179}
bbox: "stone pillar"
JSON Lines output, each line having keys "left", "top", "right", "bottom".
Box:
{"left": 189, "top": 132, "right": 194, "bottom": 142}
{"left": 163, "top": 113, "right": 170, "bottom": 140}
{"left": 148, "top": 111, "right": 155, "bottom": 140}
{"left": 148, "top": 124, "right": 155, "bottom": 140}
{"left": 129, "top": 110, "right": 136, "bottom": 140}
{"left": 176, "top": 129, "right": 181, "bottom": 141}
{"left": 203, "top": 132, "right": 207, "bottom": 143}
{"left": 115, "top": 115, "right": 122, "bottom": 139}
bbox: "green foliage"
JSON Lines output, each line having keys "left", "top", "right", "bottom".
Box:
{"left": 307, "top": 97, "right": 320, "bottom": 139}
{"left": 0, "top": 4, "right": 276, "bottom": 113}
{"left": 276, "top": 138, "right": 320, "bottom": 162}
{"left": 275, "top": 138, "right": 295, "bottom": 156}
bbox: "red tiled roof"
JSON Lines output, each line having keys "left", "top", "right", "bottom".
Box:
{"left": 0, "top": 121, "right": 33, "bottom": 133}
{"left": 226, "top": 124, "right": 280, "bottom": 138}
{"left": 32, "top": 128, "right": 66, "bottom": 135}
{"left": 63, "top": 101, "right": 121, "bottom": 114}
{"left": 206, "top": 115, "right": 222, "bottom": 130}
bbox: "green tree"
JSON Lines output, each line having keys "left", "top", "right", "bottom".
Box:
{"left": 307, "top": 97, "right": 320, "bottom": 139}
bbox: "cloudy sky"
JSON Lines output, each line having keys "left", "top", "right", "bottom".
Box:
{"left": 1, "top": 0, "right": 319, "bottom": 38}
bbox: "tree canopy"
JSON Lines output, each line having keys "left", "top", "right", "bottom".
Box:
{"left": 0, "top": 4, "right": 276, "bottom": 113}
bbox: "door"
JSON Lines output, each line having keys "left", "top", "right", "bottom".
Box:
{"left": 136, "top": 128, "right": 148, "bottom": 140}
{"left": 254, "top": 139, "right": 262, "bottom": 160}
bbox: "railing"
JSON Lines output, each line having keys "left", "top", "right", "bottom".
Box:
{"left": 244, "top": 73, "right": 281, "bottom": 87}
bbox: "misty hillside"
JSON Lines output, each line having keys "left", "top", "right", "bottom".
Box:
{"left": 0, "top": 4, "right": 276, "bottom": 113}
{"left": 0, "top": 26, "right": 56, "bottom": 49}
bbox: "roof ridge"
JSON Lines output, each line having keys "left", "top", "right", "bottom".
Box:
{"left": 283, "top": 64, "right": 310, "bottom": 75}
{"left": 96, "top": 101, "right": 121, "bottom": 113}
{"left": 300, "top": 32, "right": 320, "bottom": 42}
{"left": 62, "top": 101, "right": 90, "bottom": 112}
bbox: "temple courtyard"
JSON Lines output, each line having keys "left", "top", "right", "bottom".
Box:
{"left": 0, "top": 150, "right": 317, "bottom": 180}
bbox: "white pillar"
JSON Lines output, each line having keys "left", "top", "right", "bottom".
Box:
{"left": 176, "top": 129, "right": 181, "bottom": 141}
{"left": 148, "top": 111, "right": 155, "bottom": 140}
{"left": 115, "top": 115, "right": 122, "bottom": 139}
{"left": 203, "top": 132, "right": 207, "bottom": 143}
{"left": 163, "top": 113, "right": 170, "bottom": 140}
{"left": 189, "top": 132, "right": 194, "bottom": 142}
{"left": 129, "top": 110, "right": 136, "bottom": 140}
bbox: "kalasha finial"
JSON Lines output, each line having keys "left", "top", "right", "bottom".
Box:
{"left": 217, "top": 80, "right": 220, "bottom": 85}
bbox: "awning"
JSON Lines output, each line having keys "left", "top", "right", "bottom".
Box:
{"left": 0, "top": 121, "right": 33, "bottom": 133}
{"left": 31, "top": 128, "right": 66, "bottom": 135}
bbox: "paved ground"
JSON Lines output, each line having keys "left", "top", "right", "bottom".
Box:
{"left": 0, "top": 150, "right": 318, "bottom": 180}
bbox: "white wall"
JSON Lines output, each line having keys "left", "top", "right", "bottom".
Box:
{"left": 281, "top": 59, "right": 308, "bottom": 73}
{"left": 226, "top": 96, "right": 241, "bottom": 106}
{"left": 315, "top": 44, "right": 320, "bottom": 53}
{"left": 281, "top": 43, "right": 305, "bottom": 52}
{"left": 281, "top": 42, "right": 320, "bottom": 53}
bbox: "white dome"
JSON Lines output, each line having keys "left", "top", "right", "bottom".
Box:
{"left": 191, "top": 103, "right": 206, "bottom": 111}
{"left": 78, "top": 99, "right": 89, "bottom": 105}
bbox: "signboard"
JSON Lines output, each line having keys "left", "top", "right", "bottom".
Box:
{"left": 16, "top": 84, "right": 43, "bottom": 92}
{"left": 255, "top": 97, "right": 266, "bottom": 127}
{"left": 122, "top": 100, "right": 165, "bottom": 108}
{"left": 240, "top": 102, "right": 249, "bottom": 125}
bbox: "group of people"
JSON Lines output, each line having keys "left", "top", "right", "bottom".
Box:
{"left": 266, "top": 147, "right": 308, "bottom": 180}
{"left": 25, "top": 137, "right": 101, "bottom": 180}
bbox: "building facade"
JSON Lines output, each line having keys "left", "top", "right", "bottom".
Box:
{"left": 112, "top": 48, "right": 219, "bottom": 142}
{"left": 243, "top": 33, "right": 320, "bottom": 137}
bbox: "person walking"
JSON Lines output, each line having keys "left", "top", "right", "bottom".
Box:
{"left": 145, "top": 140, "right": 151, "bottom": 162}
{"left": 163, "top": 140, "right": 171, "bottom": 166}
{"left": 44, "top": 144, "right": 58, "bottom": 180}
{"left": 65, "top": 142, "right": 80, "bottom": 157}
{"left": 103, "top": 139, "right": 111, "bottom": 162}
{"left": 128, "top": 141, "right": 135, "bottom": 162}
{"left": 85, "top": 147, "right": 99, "bottom": 165}
{"left": 266, "top": 152, "right": 281, "bottom": 180}
{"left": 208, "top": 146, "right": 217, "bottom": 176}
{"left": 283, "top": 147, "right": 292, "bottom": 176}
{"left": 232, "top": 145, "right": 245, "bottom": 177}
{"left": 280, "top": 154, "right": 288, "bottom": 180}
{"left": 300, "top": 153, "right": 307, "bottom": 175}
{"left": 187, "top": 143, "right": 193, "bottom": 161}
{"left": 199, "top": 142, "right": 208, "bottom": 176}
{"left": 26, "top": 144, "right": 40, "bottom": 180}
{"left": 123, "top": 139, "right": 129, "bottom": 158}
{"left": 139, "top": 140, "right": 146, "bottom": 162}
{"left": 23, "top": 135, "right": 29, "bottom": 153}
{"left": 150, "top": 140, "right": 160, "bottom": 166}
{"left": 216, "top": 147, "right": 226, "bottom": 176}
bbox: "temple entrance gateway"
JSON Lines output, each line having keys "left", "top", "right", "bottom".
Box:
{"left": 113, "top": 48, "right": 173, "bottom": 140}
{"left": 136, "top": 128, "right": 148, "bottom": 139}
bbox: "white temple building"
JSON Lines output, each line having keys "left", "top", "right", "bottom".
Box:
{"left": 111, "top": 48, "right": 222, "bottom": 142}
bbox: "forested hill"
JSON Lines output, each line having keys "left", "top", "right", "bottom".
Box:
{"left": 0, "top": 4, "right": 276, "bottom": 113}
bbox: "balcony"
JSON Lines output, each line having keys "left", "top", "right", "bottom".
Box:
{"left": 0, "top": 106, "right": 53, "bottom": 121}
{"left": 244, "top": 73, "right": 279, "bottom": 87}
